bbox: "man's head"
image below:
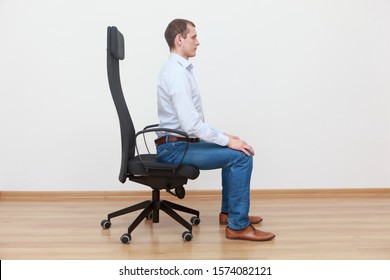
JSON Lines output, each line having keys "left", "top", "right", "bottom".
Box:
{"left": 164, "top": 18, "right": 199, "bottom": 59}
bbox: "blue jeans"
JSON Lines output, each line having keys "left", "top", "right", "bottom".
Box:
{"left": 156, "top": 140, "right": 253, "bottom": 230}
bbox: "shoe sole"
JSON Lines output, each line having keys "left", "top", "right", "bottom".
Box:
{"left": 225, "top": 235, "right": 275, "bottom": 242}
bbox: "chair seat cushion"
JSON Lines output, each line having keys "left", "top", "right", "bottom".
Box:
{"left": 128, "top": 154, "right": 200, "bottom": 180}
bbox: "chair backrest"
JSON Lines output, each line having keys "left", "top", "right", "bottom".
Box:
{"left": 106, "top": 26, "right": 135, "bottom": 183}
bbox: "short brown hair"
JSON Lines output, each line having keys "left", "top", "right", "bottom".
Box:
{"left": 164, "top": 19, "right": 196, "bottom": 50}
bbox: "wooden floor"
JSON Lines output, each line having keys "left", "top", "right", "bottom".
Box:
{"left": 1, "top": 190, "right": 390, "bottom": 260}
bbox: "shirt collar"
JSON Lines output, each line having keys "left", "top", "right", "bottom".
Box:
{"left": 169, "top": 53, "right": 193, "bottom": 70}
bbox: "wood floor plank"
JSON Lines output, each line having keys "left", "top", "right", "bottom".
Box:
{"left": 1, "top": 191, "right": 390, "bottom": 259}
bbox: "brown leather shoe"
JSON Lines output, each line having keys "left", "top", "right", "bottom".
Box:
{"left": 226, "top": 225, "right": 275, "bottom": 241}
{"left": 219, "top": 212, "right": 263, "bottom": 224}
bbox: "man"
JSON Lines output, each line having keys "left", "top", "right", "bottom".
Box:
{"left": 155, "top": 19, "right": 275, "bottom": 241}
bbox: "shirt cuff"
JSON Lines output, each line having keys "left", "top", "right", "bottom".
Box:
{"left": 218, "top": 134, "right": 230, "bottom": 146}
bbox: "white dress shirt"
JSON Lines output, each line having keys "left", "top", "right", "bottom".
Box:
{"left": 157, "top": 53, "right": 229, "bottom": 146}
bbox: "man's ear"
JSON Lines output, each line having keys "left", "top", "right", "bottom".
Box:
{"left": 175, "top": 34, "right": 183, "bottom": 47}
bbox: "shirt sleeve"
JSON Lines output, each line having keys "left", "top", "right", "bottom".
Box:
{"left": 166, "top": 69, "right": 229, "bottom": 146}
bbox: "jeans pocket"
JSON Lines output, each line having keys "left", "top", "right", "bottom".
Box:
{"left": 156, "top": 142, "right": 186, "bottom": 163}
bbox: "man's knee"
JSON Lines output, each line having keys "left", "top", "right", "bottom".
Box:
{"left": 234, "top": 150, "right": 253, "bottom": 167}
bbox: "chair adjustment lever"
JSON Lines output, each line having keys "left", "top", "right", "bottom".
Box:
{"left": 166, "top": 186, "right": 186, "bottom": 199}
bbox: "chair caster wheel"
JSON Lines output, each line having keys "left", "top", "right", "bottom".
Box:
{"left": 190, "top": 216, "right": 201, "bottom": 226}
{"left": 182, "top": 231, "right": 193, "bottom": 241}
{"left": 101, "top": 219, "right": 111, "bottom": 229}
{"left": 120, "top": 233, "right": 131, "bottom": 244}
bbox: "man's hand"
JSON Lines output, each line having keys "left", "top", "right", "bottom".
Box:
{"left": 225, "top": 133, "right": 255, "bottom": 156}
{"left": 224, "top": 132, "right": 240, "bottom": 140}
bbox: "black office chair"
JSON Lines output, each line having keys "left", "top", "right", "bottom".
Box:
{"left": 101, "top": 26, "right": 201, "bottom": 244}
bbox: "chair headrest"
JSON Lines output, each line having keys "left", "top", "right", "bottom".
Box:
{"left": 109, "top": 26, "right": 125, "bottom": 60}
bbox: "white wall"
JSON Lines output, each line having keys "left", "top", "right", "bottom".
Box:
{"left": 1, "top": 0, "right": 389, "bottom": 191}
